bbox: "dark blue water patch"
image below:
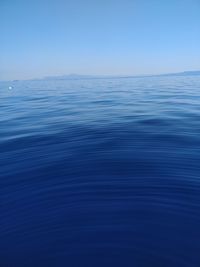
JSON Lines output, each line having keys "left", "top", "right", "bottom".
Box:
{"left": 1, "top": 76, "right": 200, "bottom": 267}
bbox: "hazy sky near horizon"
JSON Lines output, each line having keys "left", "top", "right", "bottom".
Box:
{"left": 1, "top": 0, "right": 200, "bottom": 80}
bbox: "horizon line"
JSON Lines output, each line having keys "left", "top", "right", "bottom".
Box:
{"left": 1, "top": 70, "right": 200, "bottom": 82}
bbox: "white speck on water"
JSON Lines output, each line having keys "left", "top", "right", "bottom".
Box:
{"left": 9, "top": 86, "right": 13, "bottom": 90}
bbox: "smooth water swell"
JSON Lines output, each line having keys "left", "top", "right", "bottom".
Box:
{"left": 1, "top": 76, "right": 200, "bottom": 267}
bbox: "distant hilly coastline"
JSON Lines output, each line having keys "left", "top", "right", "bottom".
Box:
{"left": 156, "top": 71, "right": 200, "bottom": 77}
{"left": 41, "top": 71, "right": 200, "bottom": 81}
{"left": 43, "top": 74, "right": 111, "bottom": 80}
{"left": 1, "top": 71, "right": 200, "bottom": 82}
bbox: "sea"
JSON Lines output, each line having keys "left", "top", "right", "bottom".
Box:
{"left": 1, "top": 76, "right": 200, "bottom": 267}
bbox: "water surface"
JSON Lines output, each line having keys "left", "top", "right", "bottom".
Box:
{"left": 1, "top": 76, "right": 200, "bottom": 266}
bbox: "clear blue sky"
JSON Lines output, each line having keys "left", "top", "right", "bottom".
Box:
{"left": 1, "top": 0, "right": 200, "bottom": 80}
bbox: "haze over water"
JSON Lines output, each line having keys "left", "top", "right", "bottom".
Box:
{"left": 1, "top": 76, "right": 200, "bottom": 266}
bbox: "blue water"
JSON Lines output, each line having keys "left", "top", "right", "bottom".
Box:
{"left": 1, "top": 76, "right": 200, "bottom": 267}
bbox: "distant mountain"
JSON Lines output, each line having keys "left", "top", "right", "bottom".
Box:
{"left": 5, "top": 70, "right": 198, "bottom": 82}
{"left": 157, "top": 70, "right": 200, "bottom": 77}
{"left": 42, "top": 71, "right": 200, "bottom": 81}
{"left": 43, "top": 74, "right": 114, "bottom": 80}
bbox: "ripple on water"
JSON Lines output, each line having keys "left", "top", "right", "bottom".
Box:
{"left": 1, "top": 76, "right": 200, "bottom": 267}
